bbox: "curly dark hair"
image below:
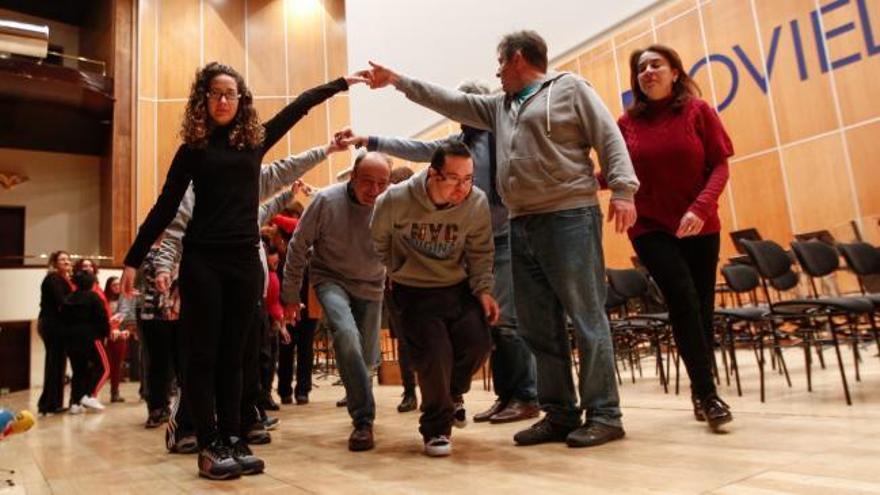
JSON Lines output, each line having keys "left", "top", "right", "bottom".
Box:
{"left": 626, "top": 44, "right": 700, "bottom": 119}
{"left": 181, "top": 62, "right": 265, "bottom": 150}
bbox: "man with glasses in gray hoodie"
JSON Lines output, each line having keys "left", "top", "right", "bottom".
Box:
{"left": 365, "top": 29, "right": 640, "bottom": 449}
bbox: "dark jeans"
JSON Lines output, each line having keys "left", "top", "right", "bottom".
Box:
{"left": 178, "top": 246, "right": 263, "bottom": 447}
{"left": 278, "top": 319, "right": 317, "bottom": 398}
{"left": 632, "top": 231, "right": 720, "bottom": 399}
{"left": 140, "top": 319, "right": 175, "bottom": 411}
{"left": 511, "top": 206, "right": 621, "bottom": 428}
{"left": 392, "top": 282, "right": 491, "bottom": 440}
{"left": 384, "top": 294, "right": 416, "bottom": 395}
{"left": 37, "top": 320, "right": 66, "bottom": 412}
{"left": 489, "top": 233, "right": 537, "bottom": 403}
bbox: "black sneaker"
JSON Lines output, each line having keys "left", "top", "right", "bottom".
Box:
{"left": 397, "top": 393, "right": 417, "bottom": 413}
{"left": 145, "top": 409, "right": 168, "bottom": 429}
{"left": 701, "top": 395, "right": 733, "bottom": 431}
{"left": 336, "top": 396, "right": 348, "bottom": 408}
{"left": 692, "top": 396, "right": 706, "bottom": 422}
{"left": 197, "top": 438, "right": 242, "bottom": 480}
{"left": 453, "top": 400, "right": 467, "bottom": 428}
{"left": 246, "top": 423, "right": 272, "bottom": 445}
{"left": 566, "top": 421, "right": 625, "bottom": 448}
{"left": 263, "top": 416, "right": 281, "bottom": 431}
{"left": 231, "top": 438, "right": 265, "bottom": 475}
{"left": 513, "top": 417, "right": 577, "bottom": 446}
{"left": 280, "top": 396, "right": 293, "bottom": 405}
{"left": 295, "top": 394, "right": 309, "bottom": 405}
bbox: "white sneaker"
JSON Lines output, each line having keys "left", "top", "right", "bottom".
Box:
{"left": 80, "top": 395, "right": 105, "bottom": 411}
{"left": 453, "top": 402, "right": 467, "bottom": 429}
{"left": 424, "top": 435, "right": 452, "bottom": 457}
{"left": 69, "top": 404, "right": 85, "bottom": 415}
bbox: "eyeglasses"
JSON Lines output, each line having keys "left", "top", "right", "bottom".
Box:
{"left": 207, "top": 89, "right": 241, "bottom": 102}
{"left": 438, "top": 171, "right": 473, "bottom": 188}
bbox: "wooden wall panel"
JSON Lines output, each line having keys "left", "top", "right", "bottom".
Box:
{"left": 157, "top": 0, "right": 200, "bottom": 99}
{"left": 716, "top": 187, "right": 738, "bottom": 260}
{"left": 654, "top": 0, "right": 698, "bottom": 25}
{"left": 701, "top": 0, "right": 775, "bottom": 157}
{"left": 324, "top": 0, "right": 349, "bottom": 80}
{"left": 204, "top": 0, "right": 246, "bottom": 70}
{"left": 254, "top": 98, "right": 290, "bottom": 164}
{"left": 292, "top": 106, "right": 330, "bottom": 187}
{"left": 845, "top": 121, "right": 880, "bottom": 220}
{"left": 138, "top": 0, "right": 157, "bottom": 99}
{"left": 555, "top": 59, "right": 578, "bottom": 74}
{"left": 754, "top": 0, "right": 837, "bottom": 145}
{"left": 247, "top": 0, "right": 287, "bottom": 96}
{"left": 728, "top": 153, "right": 793, "bottom": 244}
{"left": 782, "top": 134, "right": 857, "bottom": 234}
{"left": 328, "top": 96, "right": 351, "bottom": 179}
{"left": 288, "top": 0, "right": 325, "bottom": 95}
{"left": 155, "top": 102, "right": 185, "bottom": 190}
{"left": 821, "top": 0, "right": 880, "bottom": 126}
{"left": 579, "top": 42, "right": 623, "bottom": 117}
{"left": 600, "top": 189, "right": 637, "bottom": 269}
{"left": 136, "top": 101, "right": 156, "bottom": 225}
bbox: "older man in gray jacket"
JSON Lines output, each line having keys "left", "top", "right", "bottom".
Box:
{"left": 366, "top": 30, "right": 640, "bottom": 449}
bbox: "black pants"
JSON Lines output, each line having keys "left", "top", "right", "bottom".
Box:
{"left": 384, "top": 296, "right": 416, "bottom": 395}
{"left": 168, "top": 318, "right": 194, "bottom": 446}
{"left": 140, "top": 319, "right": 176, "bottom": 412}
{"left": 178, "top": 247, "right": 263, "bottom": 447}
{"left": 241, "top": 302, "right": 268, "bottom": 432}
{"left": 277, "top": 319, "right": 316, "bottom": 398}
{"left": 632, "top": 231, "right": 720, "bottom": 399}
{"left": 259, "top": 317, "right": 278, "bottom": 405}
{"left": 66, "top": 334, "right": 101, "bottom": 404}
{"left": 392, "top": 282, "right": 491, "bottom": 440}
{"left": 37, "top": 320, "right": 66, "bottom": 413}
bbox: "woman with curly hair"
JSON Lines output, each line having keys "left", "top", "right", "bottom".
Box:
{"left": 120, "top": 62, "right": 368, "bottom": 480}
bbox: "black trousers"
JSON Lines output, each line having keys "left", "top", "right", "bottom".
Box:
{"left": 392, "top": 282, "right": 491, "bottom": 440}
{"left": 168, "top": 318, "right": 194, "bottom": 445}
{"left": 632, "top": 231, "right": 720, "bottom": 399}
{"left": 241, "top": 302, "right": 268, "bottom": 431}
{"left": 384, "top": 296, "right": 416, "bottom": 395}
{"left": 178, "top": 247, "right": 263, "bottom": 447}
{"left": 66, "top": 334, "right": 100, "bottom": 404}
{"left": 140, "top": 319, "right": 176, "bottom": 412}
{"left": 277, "top": 319, "right": 316, "bottom": 398}
{"left": 259, "top": 316, "right": 278, "bottom": 405}
{"left": 37, "top": 320, "right": 66, "bottom": 413}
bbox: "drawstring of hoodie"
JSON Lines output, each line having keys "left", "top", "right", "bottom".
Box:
{"left": 545, "top": 79, "right": 555, "bottom": 137}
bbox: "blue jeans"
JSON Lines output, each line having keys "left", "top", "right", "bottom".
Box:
{"left": 510, "top": 206, "right": 622, "bottom": 428}
{"left": 491, "top": 233, "right": 538, "bottom": 403}
{"left": 315, "top": 282, "right": 381, "bottom": 427}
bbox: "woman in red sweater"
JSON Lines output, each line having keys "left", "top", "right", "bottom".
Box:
{"left": 618, "top": 44, "right": 734, "bottom": 431}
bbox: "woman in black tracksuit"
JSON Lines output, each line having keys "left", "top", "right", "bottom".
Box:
{"left": 61, "top": 271, "right": 111, "bottom": 411}
{"left": 120, "top": 61, "right": 366, "bottom": 480}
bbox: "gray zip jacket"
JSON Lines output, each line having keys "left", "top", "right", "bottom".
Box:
{"left": 395, "top": 72, "right": 639, "bottom": 217}
{"left": 367, "top": 130, "right": 509, "bottom": 237}
{"left": 154, "top": 146, "right": 328, "bottom": 275}
{"left": 371, "top": 168, "right": 494, "bottom": 295}
{"left": 281, "top": 182, "right": 386, "bottom": 306}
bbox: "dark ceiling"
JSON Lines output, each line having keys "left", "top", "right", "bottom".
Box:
{"left": 0, "top": 0, "right": 88, "bottom": 26}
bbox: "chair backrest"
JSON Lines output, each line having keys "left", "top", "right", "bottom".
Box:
{"left": 606, "top": 268, "right": 649, "bottom": 300}
{"left": 837, "top": 241, "right": 880, "bottom": 277}
{"left": 720, "top": 264, "right": 760, "bottom": 293}
{"left": 791, "top": 240, "right": 840, "bottom": 278}
{"left": 729, "top": 228, "right": 762, "bottom": 254}
{"left": 605, "top": 283, "right": 627, "bottom": 312}
{"left": 741, "top": 239, "right": 800, "bottom": 296}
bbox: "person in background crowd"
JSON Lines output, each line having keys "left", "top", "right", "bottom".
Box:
{"left": 61, "top": 270, "right": 110, "bottom": 414}
{"left": 103, "top": 276, "right": 130, "bottom": 403}
{"left": 73, "top": 258, "right": 111, "bottom": 409}
{"left": 37, "top": 250, "right": 73, "bottom": 416}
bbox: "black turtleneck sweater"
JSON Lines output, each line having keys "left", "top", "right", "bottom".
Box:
{"left": 125, "top": 78, "right": 348, "bottom": 268}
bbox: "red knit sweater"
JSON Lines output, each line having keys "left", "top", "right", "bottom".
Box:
{"left": 618, "top": 96, "right": 733, "bottom": 240}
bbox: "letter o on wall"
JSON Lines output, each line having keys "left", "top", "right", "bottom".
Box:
{"left": 689, "top": 54, "right": 739, "bottom": 112}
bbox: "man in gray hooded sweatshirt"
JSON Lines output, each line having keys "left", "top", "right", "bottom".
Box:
{"left": 366, "top": 30, "right": 640, "bottom": 448}
{"left": 371, "top": 141, "right": 498, "bottom": 457}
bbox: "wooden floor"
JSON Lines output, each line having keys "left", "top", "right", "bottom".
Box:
{"left": 2, "top": 343, "right": 880, "bottom": 495}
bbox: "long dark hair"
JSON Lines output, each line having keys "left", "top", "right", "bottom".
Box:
{"left": 626, "top": 44, "right": 700, "bottom": 118}
{"left": 74, "top": 258, "right": 98, "bottom": 276}
{"left": 104, "top": 276, "right": 120, "bottom": 301}
{"left": 181, "top": 62, "right": 264, "bottom": 150}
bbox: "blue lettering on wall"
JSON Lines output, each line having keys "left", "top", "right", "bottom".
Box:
{"left": 616, "top": 0, "right": 879, "bottom": 113}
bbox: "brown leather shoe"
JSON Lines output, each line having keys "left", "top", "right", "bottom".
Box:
{"left": 489, "top": 400, "right": 541, "bottom": 424}
{"left": 473, "top": 399, "right": 507, "bottom": 423}
{"left": 348, "top": 424, "right": 374, "bottom": 452}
